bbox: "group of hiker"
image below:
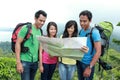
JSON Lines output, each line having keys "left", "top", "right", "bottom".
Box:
{"left": 13, "top": 9, "right": 113, "bottom": 80}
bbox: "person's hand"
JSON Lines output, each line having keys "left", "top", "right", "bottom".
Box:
{"left": 39, "top": 65, "right": 44, "bottom": 73}
{"left": 16, "top": 62, "right": 23, "bottom": 73}
{"left": 80, "top": 46, "right": 89, "bottom": 53}
{"left": 83, "top": 66, "right": 91, "bottom": 77}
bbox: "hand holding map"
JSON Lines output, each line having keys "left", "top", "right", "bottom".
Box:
{"left": 37, "top": 36, "right": 87, "bottom": 60}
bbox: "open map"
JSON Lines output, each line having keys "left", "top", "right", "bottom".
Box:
{"left": 37, "top": 36, "right": 87, "bottom": 60}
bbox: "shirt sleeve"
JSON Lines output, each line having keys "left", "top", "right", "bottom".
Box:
{"left": 18, "top": 25, "right": 28, "bottom": 39}
{"left": 92, "top": 28, "right": 101, "bottom": 42}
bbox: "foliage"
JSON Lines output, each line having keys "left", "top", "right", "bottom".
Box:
{"left": 0, "top": 48, "right": 3, "bottom": 56}
{"left": 94, "top": 49, "right": 120, "bottom": 80}
{"left": 112, "top": 38, "right": 120, "bottom": 45}
{"left": 0, "top": 57, "right": 20, "bottom": 80}
{"left": 0, "top": 48, "right": 120, "bottom": 80}
{"left": 116, "top": 22, "right": 120, "bottom": 26}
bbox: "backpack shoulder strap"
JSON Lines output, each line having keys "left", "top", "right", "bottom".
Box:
{"left": 24, "top": 22, "right": 32, "bottom": 40}
{"left": 40, "top": 28, "right": 43, "bottom": 35}
{"left": 86, "top": 27, "right": 94, "bottom": 55}
{"left": 90, "top": 27, "right": 94, "bottom": 55}
{"left": 79, "top": 27, "right": 94, "bottom": 55}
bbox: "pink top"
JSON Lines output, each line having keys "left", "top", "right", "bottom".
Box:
{"left": 42, "top": 50, "right": 58, "bottom": 64}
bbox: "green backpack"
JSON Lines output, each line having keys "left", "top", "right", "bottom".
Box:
{"left": 99, "top": 21, "right": 113, "bottom": 41}
{"left": 88, "top": 21, "right": 114, "bottom": 56}
{"left": 91, "top": 21, "right": 113, "bottom": 70}
{"left": 97, "top": 21, "right": 113, "bottom": 56}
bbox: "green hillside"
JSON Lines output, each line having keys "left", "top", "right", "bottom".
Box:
{"left": 0, "top": 41, "right": 120, "bottom": 80}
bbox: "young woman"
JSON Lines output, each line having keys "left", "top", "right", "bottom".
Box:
{"left": 59, "top": 20, "right": 78, "bottom": 80}
{"left": 39, "top": 21, "right": 58, "bottom": 80}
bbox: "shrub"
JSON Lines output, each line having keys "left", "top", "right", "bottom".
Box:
{"left": 0, "top": 57, "right": 20, "bottom": 80}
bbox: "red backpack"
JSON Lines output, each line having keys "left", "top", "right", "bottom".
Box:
{"left": 11, "top": 22, "right": 43, "bottom": 53}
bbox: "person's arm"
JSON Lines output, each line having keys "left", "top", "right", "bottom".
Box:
{"left": 15, "top": 37, "right": 24, "bottom": 73}
{"left": 89, "top": 41, "right": 101, "bottom": 67}
{"left": 83, "top": 41, "right": 101, "bottom": 77}
{"left": 39, "top": 45, "right": 44, "bottom": 73}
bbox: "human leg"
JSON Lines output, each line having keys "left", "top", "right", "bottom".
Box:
{"left": 41, "top": 63, "right": 49, "bottom": 80}
{"left": 76, "top": 60, "right": 95, "bottom": 80}
{"left": 58, "top": 62, "right": 67, "bottom": 80}
{"left": 76, "top": 60, "right": 84, "bottom": 80}
{"left": 30, "top": 62, "right": 38, "bottom": 80}
{"left": 67, "top": 65, "right": 76, "bottom": 80}
{"left": 48, "top": 63, "right": 57, "bottom": 80}
{"left": 21, "top": 61, "right": 30, "bottom": 80}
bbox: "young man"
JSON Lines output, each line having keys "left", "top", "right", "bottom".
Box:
{"left": 15, "top": 10, "right": 47, "bottom": 80}
{"left": 76, "top": 10, "right": 101, "bottom": 80}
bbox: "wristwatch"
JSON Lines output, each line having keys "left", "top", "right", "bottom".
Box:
{"left": 88, "top": 64, "right": 93, "bottom": 69}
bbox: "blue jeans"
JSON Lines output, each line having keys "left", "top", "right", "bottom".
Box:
{"left": 41, "top": 63, "right": 57, "bottom": 80}
{"left": 59, "top": 62, "right": 76, "bottom": 80}
{"left": 21, "top": 61, "right": 38, "bottom": 80}
{"left": 76, "top": 61, "right": 95, "bottom": 80}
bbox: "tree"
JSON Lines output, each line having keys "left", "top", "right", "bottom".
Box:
{"left": 112, "top": 38, "right": 120, "bottom": 45}
{"left": 116, "top": 22, "right": 120, "bottom": 26}
{"left": 0, "top": 48, "right": 3, "bottom": 56}
{"left": 0, "top": 41, "right": 12, "bottom": 54}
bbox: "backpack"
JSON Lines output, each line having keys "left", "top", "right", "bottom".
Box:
{"left": 79, "top": 21, "right": 113, "bottom": 70}
{"left": 11, "top": 22, "right": 43, "bottom": 53}
{"left": 90, "top": 21, "right": 113, "bottom": 56}
{"left": 96, "top": 21, "right": 113, "bottom": 70}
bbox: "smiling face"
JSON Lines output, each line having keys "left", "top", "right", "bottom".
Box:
{"left": 67, "top": 25, "right": 75, "bottom": 37}
{"left": 49, "top": 25, "right": 57, "bottom": 37}
{"left": 79, "top": 15, "right": 91, "bottom": 30}
{"left": 35, "top": 14, "right": 47, "bottom": 29}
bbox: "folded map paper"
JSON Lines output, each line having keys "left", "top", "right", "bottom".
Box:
{"left": 37, "top": 36, "right": 87, "bottom": 60}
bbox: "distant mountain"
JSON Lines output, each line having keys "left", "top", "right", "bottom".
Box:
{"left": 0, "top": 27, "right": 13, "bottom": 32}
{"left": 0, "top": 41, "right": 12, "bottom": 53}
{"left": 0, "top": 24, "right": 120, "bottom": 53}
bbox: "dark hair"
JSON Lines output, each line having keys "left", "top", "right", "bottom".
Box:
{"left": 79, "top": 10, "right": 92, "bottom": 21}
{"left": 35, "top": 10, "right": 47, "bottom": 19}
{"left": 63, "top": 20, "right": 78, "bottom": 38}
{"left": 47, "top": 21, "right": 58, "bottom": 37}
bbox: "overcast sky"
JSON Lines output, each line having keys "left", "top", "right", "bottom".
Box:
{"left": 0, "top": 0, "right": 120, "bottom": 29}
